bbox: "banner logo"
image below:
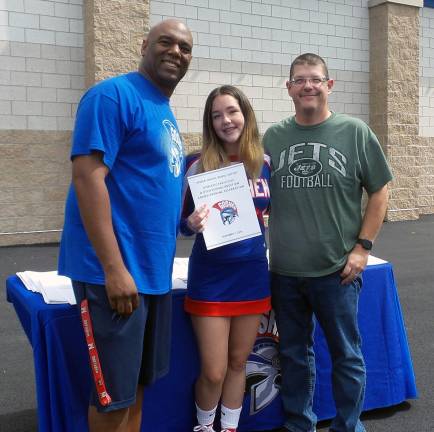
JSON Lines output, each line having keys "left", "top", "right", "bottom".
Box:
{"left": 245, "top": 311, "right": 281, "bottom": 415}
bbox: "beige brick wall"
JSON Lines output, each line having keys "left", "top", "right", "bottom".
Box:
{"left": 369, "top": 1, "right": 428, "bottom": 221}
{"left": 84, "top": 0, "right": 149, "bottom": 86}
{"left": 183, "top": 132, "right": 202, "bottom": 155}
{"left": 0, "top": 131, "right": 71, "bottom": 246}
{"left": 0, "top": 129, "right": 202, "bottom": 247}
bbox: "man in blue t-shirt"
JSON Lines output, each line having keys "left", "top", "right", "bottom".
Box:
{"left": 58, "top": 19, "right": 193, "bottom": 432}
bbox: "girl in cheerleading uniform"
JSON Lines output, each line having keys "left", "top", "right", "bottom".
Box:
{"left": 180, "top": 85, "right": 271, "bottom": 432}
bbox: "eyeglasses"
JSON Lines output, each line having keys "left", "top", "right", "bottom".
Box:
{"left": 289, "top": 77, "right": 329, "bottom": 87}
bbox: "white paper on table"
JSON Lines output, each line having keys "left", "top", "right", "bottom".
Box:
{"left": 16, "top": 271, "right": 76, "bottom": 305}
{"left": 172, "top": 257, "right": 188, "bottom": 289}
{"left": 367, "top": 255, "right": 388, "bottom": 266}
{"left": 16, "top": 259, "right": 191, "bottom": 305}
{"left": 16, "top": 270, "right": 41, "bottom": 293}
{"left": 187, "top": 163, "right": 261, "bottom": 250}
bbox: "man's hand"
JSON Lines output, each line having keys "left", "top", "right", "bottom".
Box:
{"left": 340, "top": 246, "right": 369, "bottom": 285}
{"left": 187, "top": 204, "right": 210, "bottom": 233}
{"left": 340, "top": 185, "right": 389, "bottom": 285}
{"left": 105, "top": 267, "right": 139, "bottom": 316}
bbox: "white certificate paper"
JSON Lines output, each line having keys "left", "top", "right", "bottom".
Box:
{"left": 187, "top": 163, "right": 262, "bottom": 250}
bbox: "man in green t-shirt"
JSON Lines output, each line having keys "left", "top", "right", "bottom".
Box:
{"left": 263, "top": 53, "right": 392, "bottom": 432}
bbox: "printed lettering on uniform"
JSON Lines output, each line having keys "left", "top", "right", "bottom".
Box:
{"left": 162, "top": 119, "right": 183, "bottom": 178}
{"left": 273, "top": 142, "right": 347, "bottom": 189}
{"left": 249, "top": 178, "right": 270, "bottom": 198}
{"left": 212, "top": 200, "right": 239, "bottom": 225}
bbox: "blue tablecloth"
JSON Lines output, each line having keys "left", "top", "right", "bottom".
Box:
{"left": 6, "top": 262, "right": 417, "bottom": 432}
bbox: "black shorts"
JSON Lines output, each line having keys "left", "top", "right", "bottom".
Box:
{"left": 72, "top": 281, "right": 172, "bottom": 412}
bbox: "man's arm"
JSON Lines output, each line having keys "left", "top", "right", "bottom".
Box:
{"left": 72, "top": 152, "right": 139, "bottom": 315}
{"left": 340, "top": 184, "right": 389, "bottom": 285}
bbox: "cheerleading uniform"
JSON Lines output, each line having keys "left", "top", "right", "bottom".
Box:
{"left": 181, "top": 154, "right": 271, "bottom": 316}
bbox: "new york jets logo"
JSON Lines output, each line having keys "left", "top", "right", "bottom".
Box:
{"left": 289, "top": 158, "right": 322, "bottom": 177}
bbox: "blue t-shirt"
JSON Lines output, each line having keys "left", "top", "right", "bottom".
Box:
{"left": 58, "top": 72, "right": 184, "bottom": 294}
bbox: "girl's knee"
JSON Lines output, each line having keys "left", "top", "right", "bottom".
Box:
{"left": 200, "top": 366, "right": 227, "bottom": 387}
{"left": 227, "top": 354, "right": 248, "bottom": 373}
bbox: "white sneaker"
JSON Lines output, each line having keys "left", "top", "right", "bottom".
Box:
{"left": 193, "top": 425, "right": 215, "bottom": 432}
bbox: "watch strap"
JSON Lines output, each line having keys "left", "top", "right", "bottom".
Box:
{"left": 356, "top": 238, "right": 373, "bottom": 251}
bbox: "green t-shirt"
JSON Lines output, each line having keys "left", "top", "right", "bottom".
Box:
{"left": 263, "top": 112, "right": 393, "bottom": 277}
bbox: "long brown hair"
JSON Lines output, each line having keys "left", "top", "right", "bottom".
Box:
{"left": 199, "top": 85, "right": 263, "bottom": 179}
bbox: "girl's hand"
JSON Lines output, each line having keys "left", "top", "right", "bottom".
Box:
{"left": 187, "top": 204, "right": 210, "bottom": 233}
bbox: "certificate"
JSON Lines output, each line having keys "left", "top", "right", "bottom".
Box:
{"left": 187, "top": 163, "right": 262, "bottom": 250}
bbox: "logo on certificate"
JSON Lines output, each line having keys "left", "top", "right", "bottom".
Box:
{"left": 212, "top": 200, "right": 238, "bottom": 225}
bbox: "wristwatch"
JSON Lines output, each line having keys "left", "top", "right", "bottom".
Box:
{"left": 356, "top": 238, "right": 373, "bottom": 251}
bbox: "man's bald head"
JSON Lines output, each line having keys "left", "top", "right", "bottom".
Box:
{"left": 147, "top": 19, "right": 192, "bottom": 44}
{"left": 139, "top": 19, "right": 193, "bottom": 97}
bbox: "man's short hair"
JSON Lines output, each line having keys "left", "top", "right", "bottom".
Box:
{"left": 289, "top": 53, "right": 329, "bottom": 80}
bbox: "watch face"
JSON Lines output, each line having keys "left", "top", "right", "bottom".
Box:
{"left": 358, "top": 239, "right": 373, "bottom": 250}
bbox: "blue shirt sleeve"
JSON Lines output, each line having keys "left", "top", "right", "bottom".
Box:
{"left": 72, "top": 88, "right": 125, "bottom": 170}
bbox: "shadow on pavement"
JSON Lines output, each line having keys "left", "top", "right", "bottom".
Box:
{"left": 361, "top": 401, "right": 412, "bottom": 420}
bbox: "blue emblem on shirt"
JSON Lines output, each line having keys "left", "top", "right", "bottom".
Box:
{"left": 163, "top": 119, "right": 183, "bottom": 178}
